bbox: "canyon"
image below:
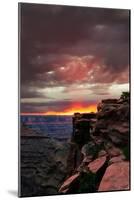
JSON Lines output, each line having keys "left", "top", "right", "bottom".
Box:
{"left": 20, "top": 93, "right": 130, "bottom": 197}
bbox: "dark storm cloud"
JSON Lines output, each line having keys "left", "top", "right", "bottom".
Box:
{"left": 20, "top": 3, "right": 130, "bottom": 112}
{"left": 89, "top": 84, "right": 111, "bottom": 96}
{"left": 21, "top": 85, "right": 43, "bottom": 98}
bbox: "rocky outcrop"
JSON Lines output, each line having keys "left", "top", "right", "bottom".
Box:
{"left": 98, "top": 161, "right": 129, "bottom": 191}
{"left": 66, "top": 142, "right": 82, "bottom": 176}
{"left": 94, "top": 95, "right": 130, "bottom": 157}
{"left": 88, "top": 156, "right": 107, "bottom": 173}
{"left": 59, "top": 93, "right": 130, "bottom": 194}
{"left": 59, "top": 173, "right": 80, "bottom": 193}
{"left": 20, "top": 93, "right": 130, "bottom": 196}
{"left": 72, "top": 112, "right": 96, "bottom": 148}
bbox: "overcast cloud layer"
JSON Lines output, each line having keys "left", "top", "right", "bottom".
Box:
{"left": 20, "top": 3, "right": 130, "bottom": 113}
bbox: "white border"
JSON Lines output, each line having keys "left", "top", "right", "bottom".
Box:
{"left": 0, "top": 0, "right": 133, "bottom": 199}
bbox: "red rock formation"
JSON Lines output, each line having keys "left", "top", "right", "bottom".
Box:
{"left": 88, "top": 156, "right": 107, "bottom": 173}
{"left": 59, "top": 173, "right": 80, "bottom": 193}
{"left": 59, "top": 94, "right": 130, "bottom": 194}
{"left": 98, "top": 162, "right": 130, "bottom": 191}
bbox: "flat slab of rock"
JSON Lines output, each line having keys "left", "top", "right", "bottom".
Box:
{"left": 98, "top": 162, "right": 129, "bottom": 191}
{"left": 88, "top": 156, "right": 107, "bottom": 173}
{"left": 59, "top": 173, "right": 80, "bottom": 193}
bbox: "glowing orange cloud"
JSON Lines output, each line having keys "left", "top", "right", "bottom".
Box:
{"left": 21, "top": 103, "right": 97, "bottom": 116}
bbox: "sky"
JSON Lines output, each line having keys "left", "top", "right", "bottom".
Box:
{"left": 20, "top": 3, "right": 130, "bottom": 115}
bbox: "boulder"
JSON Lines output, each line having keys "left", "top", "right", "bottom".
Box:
{"left": 88, "top": 156, "right": 107, "bottom": 173}
{"left": 59, "top": 173, "right": 80, "bottom": 193}
{"left": 59, "top": 171, "right": 97, "bottom": 194}
{"left": 98, "top": 162, "right": 130, "bottom": 191}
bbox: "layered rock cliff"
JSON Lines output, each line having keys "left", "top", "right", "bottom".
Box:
{"left": 20, "top": 93, "right": 130, "bottom": 196}
{"left": 20, "top": 125, "right": 75, "bottom": 197}
{"left": 59, "top": 93, "right": 130, "bottom": 194}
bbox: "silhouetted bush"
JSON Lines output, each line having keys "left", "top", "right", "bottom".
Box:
{"left": 120, "top": 91, "right": 130, "bottom": 101}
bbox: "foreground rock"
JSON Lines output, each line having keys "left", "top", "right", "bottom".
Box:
{"left": 59, "top": 173, "right": 80, "bottom": 193}
{"left": 95, "top": 96, "right": 129, "bottom": 148}
{"left": 98, "top": 162, "right": 129, "bottom": 191}
{"left": 59, "top": 93, "right": 130, "bottom": 194}
{"left": 88, "top": 156, "right": 107, "bottom": 173}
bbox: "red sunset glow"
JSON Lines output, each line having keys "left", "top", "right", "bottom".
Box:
{"left": 20, "top": 5, "right": 129, "bottom": 115}
{"left": 21, "top": 103, "right": 97, "bottom": 116}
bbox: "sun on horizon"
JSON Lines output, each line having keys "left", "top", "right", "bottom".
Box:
{"left": 21, "top": 103, "right": 97, "bottom": 116}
